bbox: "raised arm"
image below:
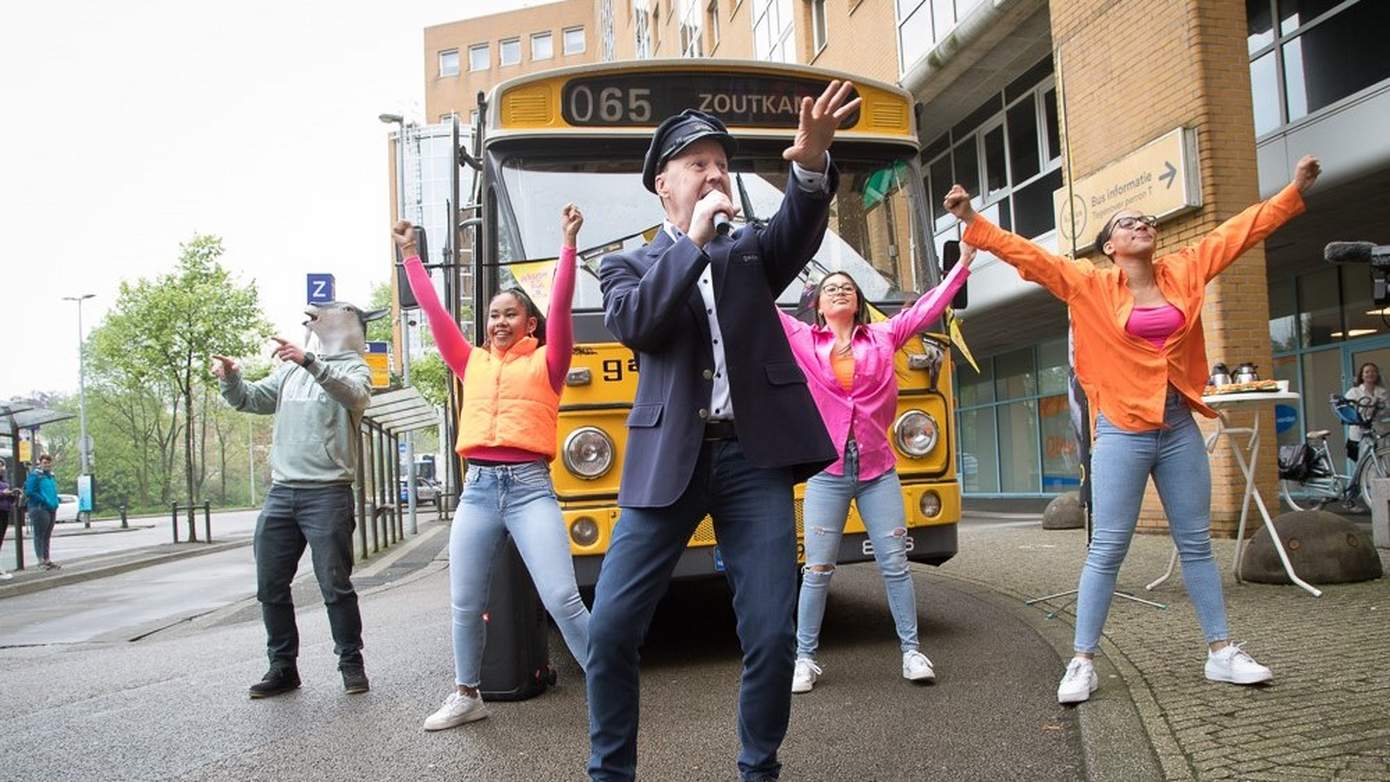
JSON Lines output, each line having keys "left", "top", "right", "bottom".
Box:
{"left": 214, "top": 356, "right": 287, "bottom": 415}
{"left": 393, "top": 221, "right": 472, "bottom": 378}
{"left": 267, "top": 338, "right": 372, "bottom": 413}
{"left": 545, "top": 205, "right": 583, "bottom": 393}
{"left": 945, "top": 184, "right": 1091, "bottom": 301}
{"left": 879, "top": 247, "right": 973, "bottom": 349}
{"left": 1184, "top": 155, "right": 1317, "bottom": 282}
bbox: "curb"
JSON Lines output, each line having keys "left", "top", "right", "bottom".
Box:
{"left": 0, "top": 540, "right": 253, "bottom": 601}
{"left": 916, "top": 564, "right": 1169, "bottom": 782}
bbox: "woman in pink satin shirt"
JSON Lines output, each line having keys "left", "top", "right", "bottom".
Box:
{"left": 780, "top": 245, "right": 973, "bottom": 694}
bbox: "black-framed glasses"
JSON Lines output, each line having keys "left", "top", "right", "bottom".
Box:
{"left": 1112, "top": 215, "right": 1158, "bottom": 231}
{"left": 820, "top": 283, "right": 857, "bottom": 296}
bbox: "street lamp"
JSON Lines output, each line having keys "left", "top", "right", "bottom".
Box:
{"left": 379, "top": 111, "right": 418, "bottom": 536}
{"left": 62, "top": 293, "right": 95, "bottom": 527}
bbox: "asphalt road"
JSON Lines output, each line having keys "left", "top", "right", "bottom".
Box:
{"left": 0, "top": 555, "right": 1083, "bottom": 781}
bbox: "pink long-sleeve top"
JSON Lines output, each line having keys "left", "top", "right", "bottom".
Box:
{"left": 778, "top": 261, "right": 970, "bottom": 479}
{"left": 403, "top": 246, "right": 576, "bottom": 463}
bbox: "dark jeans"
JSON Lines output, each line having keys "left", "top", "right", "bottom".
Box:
{"left": 28, "top": 507, "right": 54, "bottom": 562}
{"left": 255, "top": 484, "right": 363, "bottom": 670}
{"left": 587, "top": 439, "right": 797, "bottom": 782}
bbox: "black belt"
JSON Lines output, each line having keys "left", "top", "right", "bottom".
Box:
{"left": 703, "top": 419, "right": 738, "bottom": 441}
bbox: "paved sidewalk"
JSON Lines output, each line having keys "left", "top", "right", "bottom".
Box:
{"left": 934, "top": 519, "right": 1390, "bottom": 781}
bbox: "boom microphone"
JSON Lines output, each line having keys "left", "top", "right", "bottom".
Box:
{"left": 714, "top": 212, "right": 732, "bottom": 237}
{"left": 1325, "top": 241, "right": 1377, "bottom": 263}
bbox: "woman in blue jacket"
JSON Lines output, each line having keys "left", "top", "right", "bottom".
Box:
{"left": 23, "top": 454, "right": 60, "bottom": 570}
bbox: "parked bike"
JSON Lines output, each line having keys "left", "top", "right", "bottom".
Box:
{"left": 1279, "top": 395, "right": 1390, "bottom": 511}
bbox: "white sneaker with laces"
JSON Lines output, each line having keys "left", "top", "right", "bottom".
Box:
{"left": 422, "top": 690, "right": 489, "bottom": 731}
{"left": 902, "top": 650, "right": 936, "bottom": 683}
{"left": 1205, "top": 643, "right": 1273, "bottom": 685}
{"left": 791, "top": 658, "right": 822, "bottom": 694}
{"left": 1057, "top": 657, "right": 1098, "bottom": 704}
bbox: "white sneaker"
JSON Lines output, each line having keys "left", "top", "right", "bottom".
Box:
{"left": 791, "top": 658, "right": 822, "bottom": 694}
{"left": 902, "top": 650, "right": 936, "bottom": 683}
{"left": 1205, "top": 643, "right": 1273, "bottom": 685}
{"left": 422, "top": 690, "right": 489, "bottom": 731}
{"left": 0, "top": 569, "right": 11, "bottom": 580}
{"left": 1057, "top": 657, "right": 1098, "bottom": 704}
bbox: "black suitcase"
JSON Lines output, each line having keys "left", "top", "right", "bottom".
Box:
{"left": 479, "top": 536, "right": 556, "bottom": 700}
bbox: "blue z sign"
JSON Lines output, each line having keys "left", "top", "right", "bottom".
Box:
{"left": 306, "top": 273, "right": 335, "bottom": 304}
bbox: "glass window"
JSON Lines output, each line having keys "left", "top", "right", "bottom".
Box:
{"left": 898, "top": 2, "right": 933, "bottom": 70}
{"left": 897, "top": 0, "right": 924, "bottom": 17}
{"left": 1340, "top": 265, "right": 1386, "bottom": 340}
{"left": 1037, "top": 338, "right": 1069, "bottom": 395}
{"left": 959, "top": 408, "right": 1000, "bottom": 493}
{"left": 499, "top": 38, "right": 521, "bottom": 66}
{"left": 1007, "top": 96, "right": 1041, "bottom": 183}
{"left": 469, "top": 43, "right": 489, "bottom": 71}
{"left": 1012, "top": 169, "right": 1062, "bottom": 239}
{"left": 1281, "top": 2, "right": 1390, "bottom": 124}
{"left": 928, "top": 153, "right": 954, "bottom": 228}
{"left": 1302, "top": 348, "right": 1346, "bottom": 458}
{"left": 1298, "top": 267, "right": 1342, "bottom": 346}
{"left": 1248, "top": 0, "right": 1274, "bottom": 53}
{"left": 1278, "top": 0, "right": 1341, "bottom": 34}
{"left": 1269, "top": 277, "right": 1300, "bottom": 352}
{"left": 1272, "top": 355, "right": 1303, "bottom": 446}
{"left": 1039, "top": 394, "right": 1081, "bottom": 492}
{"left": 983, "top": 124, "right": 1007, "bottom": 196}
{"left": 1043, "top": 88, "right": 1060, "bottom": 161}
{"left": 952, "top": 140, "right": 979, "bottom": 201}
{"left": 1250, "top": 51, "right": 1281, "bottom": 136}
{"left": 994, "top": 347, "right": 1036, "bottom": 400}
{"left": 811, "top": 0, "right": 828, "bottom": 50}
{"left": 931, "top": 0, "right": 954, "bottom": 33}
{"left": 998, "top": 400, "right": 1041, "bottom": 493}
{"left": 564, "top": 26, "right": 586, "bottom": 55}
{"left": 438, "top": 49, "right": 459, "bottom": 77}
{"left": 959, "top": 360, "right": 994, "bottom": 407}
{"left": 532, "top": 31, "right": 554, "bottom": 60}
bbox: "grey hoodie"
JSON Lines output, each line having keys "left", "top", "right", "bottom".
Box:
{"left": 219, "top": 352, "right": 372, "bottom": 486}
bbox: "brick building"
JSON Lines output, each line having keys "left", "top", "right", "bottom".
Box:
{"left": 418, "top": 0, "right": 1390, "bottom": 535}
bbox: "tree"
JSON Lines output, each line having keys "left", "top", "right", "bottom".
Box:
{"left": 99, "top": 235, "right": 270, "bottom": 539}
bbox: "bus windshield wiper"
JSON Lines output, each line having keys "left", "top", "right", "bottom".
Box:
{"left": 736, "top": 173, "right": 762, "bottom": 229}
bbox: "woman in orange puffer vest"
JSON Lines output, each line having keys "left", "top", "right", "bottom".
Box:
{"left": 394, "top": 205, "right": 589, "bottom": 731}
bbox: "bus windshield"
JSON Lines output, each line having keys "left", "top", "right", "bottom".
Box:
{"left": 495, "top": 147, "right": 928, "bottom": 312}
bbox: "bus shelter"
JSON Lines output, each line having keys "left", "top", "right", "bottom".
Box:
{"left": 1, "top": 401, "right": 76, "bottom": 571}
{"left": 357, "top": 388, "right": 440, "bottom": 562}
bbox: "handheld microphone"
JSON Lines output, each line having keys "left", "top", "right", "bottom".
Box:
{"left": 1325, "top": 241, "right": 1376, "bottom": 264}
{"left": 713, "top": 212, "right": 732, "bottom": 237}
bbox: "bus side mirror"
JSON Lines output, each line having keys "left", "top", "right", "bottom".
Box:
{"left": 942, "top": 240, "right": 967, "bottom": 310}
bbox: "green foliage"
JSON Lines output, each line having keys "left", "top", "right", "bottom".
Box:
{"left": 409, "top": 352, "right": 450, "bottom": 409}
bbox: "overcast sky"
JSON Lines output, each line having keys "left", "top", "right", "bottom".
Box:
{"left": 0, "top": 0, "right": 552, "bottom": 399}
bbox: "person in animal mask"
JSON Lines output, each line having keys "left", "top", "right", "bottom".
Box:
{"left": 212, "top": 301, "right": 382, "bottom": 699}
{"left": 394, "top": 204, "right": 590, "bottom": 732}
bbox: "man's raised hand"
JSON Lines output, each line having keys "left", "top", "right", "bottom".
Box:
{"left": 782, "top": 79, "right": 862, "bottom": 172}
{"left": 210, "top": 355, "right": 239, "bottom": 379}
{"left": 270, "top": 337, "right": 308, "bottom": 366}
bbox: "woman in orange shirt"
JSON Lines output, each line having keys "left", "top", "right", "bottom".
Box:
{"left": 944, "top": 154, "right": 1321, "bottom": 704}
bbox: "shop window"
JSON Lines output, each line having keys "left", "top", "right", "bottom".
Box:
{"left": 1298, "top": 267, "right": 1342, "bottom": 346}
{"left": 994, "top": 347, "right": 1036, "bottom": 400}
{"left": 998, "top": 400, "right": 1041, "bottom": 493}
{"left": 959, "top": 408, "right": 1000, "bottom": 493}
{"left": 1269, "top": 277, "right": 1300, "bottom": 352}
{"left": 1040, "top": 394, "right": 1080, "bottom": 492}
{"left": 1339, "top": 265, "right": 1386, "bottom": 340}
{"left": 1037, "top": 338, "right": 1069, "bottom": 396}
{"left": 959, "top": 359, "right": 994, "bottom": 407}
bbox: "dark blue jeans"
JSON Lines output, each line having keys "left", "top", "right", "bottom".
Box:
{"left": 28, "top": 507, "right": 54, "bottom": 562}
{"left": 587, "top": 439, "right": 797, "bottom": 782}
{"left": 255, "top": 484, "right": 363, "bottom": 670}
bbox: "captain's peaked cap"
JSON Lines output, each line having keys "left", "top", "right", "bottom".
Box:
{"left": 642, "top": 109, "right": 737, "bottom": 193}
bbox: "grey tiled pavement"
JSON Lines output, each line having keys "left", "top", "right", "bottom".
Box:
{"left": 932, "top": 519, "right": 1390, "bottom": 781}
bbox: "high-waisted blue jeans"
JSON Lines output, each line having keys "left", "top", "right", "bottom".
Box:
{"left": 796, "top": 442, "right": 918, "bottom": 658}
{"left": 1074, "top": 391, "right": 1229, "bottom": 653}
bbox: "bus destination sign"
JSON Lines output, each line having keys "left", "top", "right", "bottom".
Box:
{"left": 561, "top": 72, "right": 861, "bottom": 129}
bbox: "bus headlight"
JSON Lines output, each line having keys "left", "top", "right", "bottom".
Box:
{"left": 919, "top": 491, "right": 942, "bottom": 519}
{"left": 893, "top": 410, "right": 938, "bottom": 457}
{"left": 563, "top": 427, "right": 614, "bottom": 479}
{"left": 570, "top": 516, "right": 600, "bottom": 546}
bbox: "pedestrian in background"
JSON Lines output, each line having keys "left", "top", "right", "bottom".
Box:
{"left": 782, "top": 246, "right": 972, "bottom": 695}
{"left": 23, "top": 453, "right": 60, "bottom": 570}
{"left": 0, "top": 458, "right": 17, "bottom": 579}
{"left": 395, "top": 205, "right": 591, "bottom": 732}
{"left": 1344, "top": 362, "right": 1387, "bottom": 461}
{"left": 944, "top": 154, "right": 1321, "bottom": 705}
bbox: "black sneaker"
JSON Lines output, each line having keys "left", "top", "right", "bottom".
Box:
{"left": 248, "top": 667, "right": 301, "bottom": 699}
{"left": 341, "top": 665, "right": 370, "bottom": 694}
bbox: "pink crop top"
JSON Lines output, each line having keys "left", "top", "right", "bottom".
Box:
{"left": 1126, "top": 304, "right": 1183, "bottom": 348}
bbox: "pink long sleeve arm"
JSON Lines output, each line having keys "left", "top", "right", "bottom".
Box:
{"left": 880, "top": 261, "right": 971, "bottom": 350}
{"left": 403, "top": 256, "right": 472, "bottom": 378}
{"left": 545, "top": 246, "right": 578, "bottom": 393}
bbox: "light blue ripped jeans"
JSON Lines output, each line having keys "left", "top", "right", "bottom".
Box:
{"left": 796, "top": 441, "right": 919, "bottom": 659}
{"left": 1074, "top": 390, "right": 1229, "bottom": 653}
{"left": 449, "top": 460, "right": 590, "bottom": 687}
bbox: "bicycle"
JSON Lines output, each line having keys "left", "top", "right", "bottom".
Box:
{"left": 1279, "top": 395, "right": 1390, "bottom": 512}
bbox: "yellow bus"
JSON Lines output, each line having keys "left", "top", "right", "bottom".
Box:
{"left": 469, "top": 59, "right": 961, "bottom": 587}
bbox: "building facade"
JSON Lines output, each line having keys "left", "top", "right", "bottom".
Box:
{"left": 417, "top": 0, "right": 1390, "bottom": 535}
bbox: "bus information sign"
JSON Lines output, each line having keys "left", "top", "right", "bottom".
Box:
{"left": 561, "top": 72, "right": 860, "bottom": 128}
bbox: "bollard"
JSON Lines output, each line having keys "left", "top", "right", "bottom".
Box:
{"left": 171, "top": 503, "right": 180, "bottom": 543}
{"left": 120, "top": 502, "right": 128, "bottom": 529}
{"left": 203, "top": 501, "right": 212, "bottom": 543}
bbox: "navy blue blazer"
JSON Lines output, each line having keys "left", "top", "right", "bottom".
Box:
{"left": 599, "top": 166, "right": 840, "bottom": 508}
